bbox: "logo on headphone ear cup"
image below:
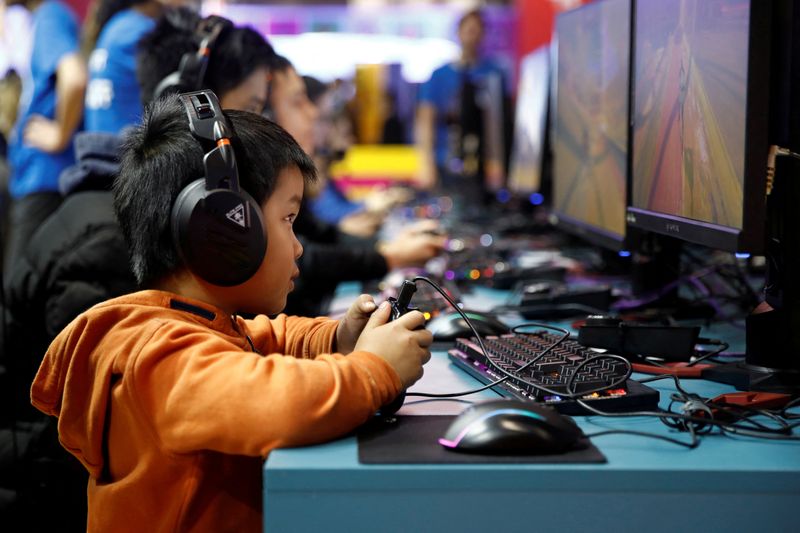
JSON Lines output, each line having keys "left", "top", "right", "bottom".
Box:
{"left": 171, "top": 178, "right": 267, "bottom": 286}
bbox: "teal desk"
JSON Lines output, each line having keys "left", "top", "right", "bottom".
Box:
{"left": 263, "top": 347, "right": 800, "bottom": 532}
{"left": 266, "top": 284, "right": 797, "bottom": 531}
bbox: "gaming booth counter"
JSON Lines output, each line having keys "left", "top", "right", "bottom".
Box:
{"left": 262, "top": 0, "right": 800, "bottom": 531}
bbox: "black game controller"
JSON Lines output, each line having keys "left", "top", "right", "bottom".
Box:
{"left": 376, "top": 280, "right": 418, "bottom": 417}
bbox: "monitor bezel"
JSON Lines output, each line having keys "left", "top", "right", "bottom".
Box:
{"left": 627, "top": 0, "right": 772, "bottom": 254}
{"left": 549, "top": 0, "right": 634, "bottom": 253}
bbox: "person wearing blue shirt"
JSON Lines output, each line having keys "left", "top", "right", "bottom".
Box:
{"left": 416, "top": 8, "right": 508, "bottom": 205}
{"left": 84, "top": 7, "right": 156, "bottom": 133}
{"left": 5, "top": 0, "right": 86, "bottom": 271}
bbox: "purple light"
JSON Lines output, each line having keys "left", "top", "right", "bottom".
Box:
{"left": 529, "top": 192, "right": 544, "bottom": 205}
{"left": 445, "top": 270, "right": 456, "bottom": 281}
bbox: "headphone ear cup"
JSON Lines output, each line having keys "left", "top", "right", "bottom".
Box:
{"left": 171, "top": 179, "right": 267, "bottom": 286}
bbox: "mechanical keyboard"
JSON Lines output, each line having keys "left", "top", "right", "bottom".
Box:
{"left": 448, "top": 331, "right": 660, "bottom": 415}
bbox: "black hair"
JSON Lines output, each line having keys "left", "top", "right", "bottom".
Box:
{"left": 136, "top": 7, "right": 201, "bottom": 106}
{"left": 302, "top": 75, "right": 328, "bottom": 106}
{"left": 263, "top": 55, "right": 294, "bottom": 117}
{"left": 113, "top": 95, "right": 317, "bottom": 287}
{"left": 206, "top": 25, "right": 275, "bottom": 97}
{"left": 137, "top": 11, "right": 275, "bottom": 107}
{"left": 268, "top": 54, "right": 293, "bottom": 76}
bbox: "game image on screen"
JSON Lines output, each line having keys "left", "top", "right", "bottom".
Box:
{"left": 507, "top": 46, "right": 550, "bottom": 194}
{"left": 552, "top": 0, "right": 630, "bottom": 243}
{"left": 632, "top": 0, "right": 749, "bottom": 230}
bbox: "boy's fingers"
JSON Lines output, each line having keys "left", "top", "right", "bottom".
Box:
{"left": 364, "top": 301, "right": 391, "bottom": 330}
{"left": 358, "top": 294, "right": 377, "bottom": 314}
{"left": 395, "top": 310, "right": 426, "bottom": 330}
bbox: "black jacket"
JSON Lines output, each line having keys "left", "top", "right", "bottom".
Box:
{"left": 2, "top": 132, "right": 136, "bottom": 421}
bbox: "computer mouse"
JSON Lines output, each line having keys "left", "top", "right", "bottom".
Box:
{"left": 426, "top": 310, "right": 509, "bottom": 342}
{"left": 438, "top": 399, "right": 584, "bottom": 455}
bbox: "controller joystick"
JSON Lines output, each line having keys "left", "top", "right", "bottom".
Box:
{"left": 376, "top": 280, "right": 418, "bottom": 417}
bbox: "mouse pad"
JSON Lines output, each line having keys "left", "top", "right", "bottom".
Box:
{"left": 357, "top": 415, "right": 606, "bottom": 464}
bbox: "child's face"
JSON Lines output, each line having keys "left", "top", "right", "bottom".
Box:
{"left": 270, "top": 67, "right": 319, "bottom": 155}
{"left": 232, "top": 165, "right": 304, "bottom": 315}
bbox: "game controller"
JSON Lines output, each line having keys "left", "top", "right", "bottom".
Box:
{"left": 376, "top": 280, "right": 418, "bottom": 417}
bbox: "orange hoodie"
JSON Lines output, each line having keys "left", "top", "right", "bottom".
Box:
{"left": 31, "top": 290, "right": 401, "bottom": 532}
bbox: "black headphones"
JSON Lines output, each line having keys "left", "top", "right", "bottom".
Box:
{"left": 172, "top": 90, "right": 266, "bottom": 286}
{"left": 153, "top": 16, "right": 233, "bottom": 101}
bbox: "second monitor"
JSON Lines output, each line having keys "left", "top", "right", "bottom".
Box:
{"left": 550, "top": 0, "right": 632, "bottom": 253}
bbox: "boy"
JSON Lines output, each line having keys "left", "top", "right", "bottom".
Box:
{"left": 30, "top": 94, "right": 432, "bottom": 532}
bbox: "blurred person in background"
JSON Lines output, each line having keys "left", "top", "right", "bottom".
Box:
{"left": 303, "top": 75, "right": 412, "bottom": 239}
{"left": 416, "top": 8, "right": 508, "bottom": 207}
{"left": 82, "top": 0, "right": 196, "bottom": 134}
{"left": 4, "top": 0, "right": 86, "bottom": 272}
{"left": 267, "top": 56, "right": 446, "bottom": 317}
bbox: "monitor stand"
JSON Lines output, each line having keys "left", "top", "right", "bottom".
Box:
{"left": 702, "top": 304, "right": 800, "bottom": 394}
{"left": 622, "top": 234, "right": 716, "bottom": 320}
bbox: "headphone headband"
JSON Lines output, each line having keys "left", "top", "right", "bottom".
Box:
{"left": 153, "top": 16, "right": 233, "bottom": 101}
{"left": 179, "top": 91, "right": 240, "bottom": 192}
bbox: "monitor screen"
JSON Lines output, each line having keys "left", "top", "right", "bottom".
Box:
{"left": 551, "top": 0, "right": 632, "bottom": 251}
{"left": 628, "top": 0, "right": 770, "bottom": 253}
{"left": 507, "top": 46, "right": 551, "bottom": 196}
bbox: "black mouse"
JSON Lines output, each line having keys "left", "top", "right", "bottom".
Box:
{"left": 438, "top": 399, "right": 584, "bottom": 454}
{"left": 426, "top": 310, "right": 509, "bottom": 341}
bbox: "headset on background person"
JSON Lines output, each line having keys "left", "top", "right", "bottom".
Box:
{"left": 153, "top": 16, "right": 233, "bottom": 101}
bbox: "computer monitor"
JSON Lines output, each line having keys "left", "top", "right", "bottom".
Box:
{"left": 629, "top": 0, "right": 800, "bottom": 392}
{"left": 550, "top": 0, "right": 632, "bottom": 252}
{"left": 627, "top": 0, "right": 770, "bottom": 254}
{"left": 507, "top": 45, "right": 551, "bottom": 199}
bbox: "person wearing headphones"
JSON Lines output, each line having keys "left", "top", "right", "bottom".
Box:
{"left": 1, "top": 15, "right": 275, "bottom": 529}
{"left": 30, "top": 91, "right": 431, "bottom": 532}
{"left": 137, "top": 8, "right": 273, "bottom": 113}
{"left": 266, "top": 55, "right": 447, "bottom": 317}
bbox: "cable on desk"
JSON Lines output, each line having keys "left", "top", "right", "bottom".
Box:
{"left": 576, "top": 373, "right": 800, "bottom": 446}
{"left": 406, "top": 276, "right": 572, "bottom": 399}
{"left": 407, "top": 276, "right": 634, "bottom": 400}
{"left": 402, "top": 277, "right": 799, "bottom": 447}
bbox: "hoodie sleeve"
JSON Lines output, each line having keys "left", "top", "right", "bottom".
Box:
{"left": 131, "top": 321, "right": 401, "bottom": 458}
{"left": 243, "top": 314, "right": 340, "bottom": 359}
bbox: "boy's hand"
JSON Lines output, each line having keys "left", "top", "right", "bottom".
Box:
{"left": 354, "top": 302, "right": 433, "bottom": 389}
{"left": 336, "top": 294, "right": 378, "bottom": 354}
